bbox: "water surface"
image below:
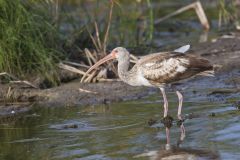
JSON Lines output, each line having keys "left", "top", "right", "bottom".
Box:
{"left": 0, "top": 92, "right": 239, "bottom": 160}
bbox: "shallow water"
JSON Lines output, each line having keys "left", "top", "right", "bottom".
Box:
{"left": 0, "top": 92, "right": 240, "bottom": 160}
{"left": 1, "top": 1, "right": 239, "bottom": 159}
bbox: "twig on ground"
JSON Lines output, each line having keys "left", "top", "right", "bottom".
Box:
{"left": 0, "top": 102, "right": 31, "bottom": 105}
{"left": 79, "top": 88, "right": 98, "bottom": 94}
{"left": 1, "top": 72, "right": 38, "bottom": 88}
{"left": 97, "top": 78, "right": 121, "bottom": 82}
{"left": 9, "top": 81, "right": 38, "bottom": 89}
{"left": 6, "top": 87, "right": 12, "bottom": 100}
{"left": 0, "top": 72, "right": 17, "bottom": 80}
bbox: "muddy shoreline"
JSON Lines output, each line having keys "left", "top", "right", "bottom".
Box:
{"left": 1, "top": 36, "right": 240, "bottom": 118}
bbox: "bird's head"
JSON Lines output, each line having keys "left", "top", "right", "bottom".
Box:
{"left": 85, "top": 47, "right": 129, "bottom": 74}
{"left": 111, "top": 47, "right": 129, "bottom": 61}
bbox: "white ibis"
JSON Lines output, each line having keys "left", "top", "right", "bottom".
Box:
{"left": 85, "top": 45, "right": 214, "bottom": 120}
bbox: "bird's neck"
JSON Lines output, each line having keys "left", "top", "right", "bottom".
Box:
{"left": 117, "top": 56, "right": 139, "bottom": 86}
{"left": 118, "top": 58, "right": 130, "bottom": 78}
{"left": 117, "top": 56, "right": 134, "bottom": 83}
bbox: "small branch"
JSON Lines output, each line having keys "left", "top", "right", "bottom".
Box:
{"left": 9, "top": 81, "right": 38, "bottom": 89}
{"left": 85, "top": 48, "right": 97, "bottom": 63}
{"left": 62, "top": 61, "right": 90, "bottom": 69}
{"left": 154, "top": 1, "right": 209, "bottom": 30}
{"left": 84, "top": 70, "right": 97, "bottom": 83}
{"left": 1, "top": 72, "right": 38, "bottom": 88}
{"left": 85, "top": 49, "right": 93, "bottom": 66}
{"left": 79, "top": 88, "right": 98, "bottom": 94}
{"left": 58, "top": 63, "right": 89, "bottom": 76}
{"left": 86, "top": 28, "right": 100, "bottom": 52}
{"left": 94, "top": 21, "right": 102, "bottom": 50}
{"left": 0, "top": 102, "right": 31, "bottom": 105}
{"left": 6, "top": 87, "right": 12, "bottom": 99}
{"left": 103, "top": 1, "right": 114, "bottom": 55}
{"left": 0, "top": 72, "right": 18, "bottom": 80}
{"left": 97, "top": 78, "right": 121, "bottom": 82}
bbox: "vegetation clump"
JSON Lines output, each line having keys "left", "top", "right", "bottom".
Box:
{"left": 0, "top": 0, "right": 64, "bottom": 83}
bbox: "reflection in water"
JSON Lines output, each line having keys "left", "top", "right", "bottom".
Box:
{"left": 136, "top": 124, "right": 220, "bottom": 160}
{"left": 165, "top": 124, "right": 186, "bottom": 150}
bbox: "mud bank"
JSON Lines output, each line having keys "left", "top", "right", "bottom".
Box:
{"left": 1, "top": 35, "right": 240, "bottom": 117}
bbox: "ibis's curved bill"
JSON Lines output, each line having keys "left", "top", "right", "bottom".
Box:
{"left": 85, "top": 52, "right": 116, "bottom": 75}
{"left": 81, "top": 52, "right": 116, "bottom": 82}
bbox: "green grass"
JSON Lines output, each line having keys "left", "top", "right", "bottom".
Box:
{"left": 0, "top": 0, "right": 64, "bottom": 83}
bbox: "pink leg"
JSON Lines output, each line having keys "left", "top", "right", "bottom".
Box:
{"left": 160, "top": 88, "right": 168, "bottom": 117}
{"left": 176, "top": 90, "right": 183, "bottom": 120}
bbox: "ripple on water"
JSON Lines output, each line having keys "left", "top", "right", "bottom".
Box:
{"left": 212, "top": 123, "right": 240, "bottom": 145}
{"left": 53, "top": 149, "right": 89, "bottom": 159}
{"left": 73, "top": 154, "right": 111, "bottom": 160}
{"left": 9, "top": 137, "right": 47, "bottom": 143}
{"left": 49, "top": 119, "right": 143, "bottom": 133}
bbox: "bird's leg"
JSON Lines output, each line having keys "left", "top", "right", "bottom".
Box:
{"left": 160, "top": 88, "right": 168, "bottom": 117}
{"left": 176, "top": 90, "right": 183, "bottom": 120}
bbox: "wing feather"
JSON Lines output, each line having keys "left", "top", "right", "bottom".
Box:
{"left": 138, "top": 52, "right": 213, "bottom": 85}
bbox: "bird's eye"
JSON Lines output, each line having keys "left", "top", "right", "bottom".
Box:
{"left": 114, "top": 50, "right": 118, "bottom": 53}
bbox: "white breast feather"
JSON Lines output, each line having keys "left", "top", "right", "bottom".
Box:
{"left": 137, "top": 71, "right": 153, "bottom": 86}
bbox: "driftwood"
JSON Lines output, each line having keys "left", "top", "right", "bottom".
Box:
{"left": 0, "top": 72, "right": 18, "bottom": 80}
{"left": 62, "top": 61, "right": 90, "bottom": 69}
{"left": 0, "top": 72, "right": 38, "bottom": 88}
{"left": 9, "top": 81, "right": 38, "bottom": 89}
{"left": 154, "top": 1, "right": 209, "bottom": 30}
{"left": 58, "top": 63, "right": 89, "bottom": 76}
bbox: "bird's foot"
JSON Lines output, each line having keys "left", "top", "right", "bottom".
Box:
{"left": 176, "top": 119, "right": 185, "bottom": 126}
{"left": 176, "top": 115, "right": 185, "bottom": 126}
{"left": 161, "top": 115, "right": 174, "bottom": 128}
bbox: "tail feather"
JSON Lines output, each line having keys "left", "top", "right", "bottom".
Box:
{"left": 197, "top": 70, "right": 215, "bottom": 77}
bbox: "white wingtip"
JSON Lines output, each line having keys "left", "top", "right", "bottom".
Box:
{"left": 174, "top": 44, "right": 190, "bottom": 53}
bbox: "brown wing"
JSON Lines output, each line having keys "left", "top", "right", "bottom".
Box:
{"left": 138, "top": 52, "right": 213, "bottom": 85}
